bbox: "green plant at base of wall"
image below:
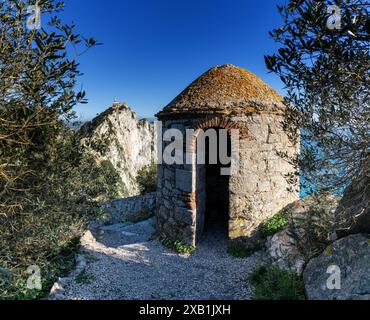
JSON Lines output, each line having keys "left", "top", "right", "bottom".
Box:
{"left": 260, "top": 212, "right": 288, "bottom": 238}
{"left": 249, "top": 265, "right": 306, "bottom": 300}
{"left": 162, "top": 238, "right": 196, "bottom": 255}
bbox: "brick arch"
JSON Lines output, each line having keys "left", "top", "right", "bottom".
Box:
{"left": 191, "top": 116, "right": 254, "bottom": 141}
{"left": 185, "top": 116, "right": 254, "bottom": 155}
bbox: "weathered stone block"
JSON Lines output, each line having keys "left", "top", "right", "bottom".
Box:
{"left": 164, "top": 179, "right": 173, "bottom": 189}
{"left": 173, "top": 207, "right": 194, "bottom": 225}
{"left": 268, "top": 134, "right": 281, "bottom": 144}
{"left": 257, "top": 180, "right": 271, "bottom": 192}
{"left": 260, "top": 144, "right": 274, "bottom": 152}
{"left": 171, "top": 123, "right": 185, "bottom": 133}
{"left": 176, "top": 169, "right": 193, "bottom": 193}
{"left": 270, "top": 175, "right": 286, "bottom": 188}
{"left": 230, "top": 176, "right": 258, "bottom": 193}
{"left": 267, "top": 159, "right": 280, "bottom": 172}
{"left": 257, "top": 160, "right": 267, "bottom": 172}
{"left": 164, "top": 168, "right": 174, "bottom": 180}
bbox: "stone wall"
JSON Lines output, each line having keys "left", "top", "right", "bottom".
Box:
{"left": 228, "top": 113, "right": 299, "bottom": 238}
{"left": 103, "top": 192, "right": 157, "bottom": 224}
{"left": 156, "top": 118, "right": 197, "bottom": 244}
{"left": 156, "top": 114, "right": 299, "bottom": 246}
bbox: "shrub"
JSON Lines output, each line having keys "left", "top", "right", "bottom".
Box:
{"left": 0, "top": 0, "right": 116, "bottom": 300}
{"left": 260, "top": 212, "right": 288, "bottom": 238}
{"left": 162, "top": 238, "right": 196, "bottom": 255}
{"left": 258, "top": 194, "right": 339, "bottom": 260}
{"left": 289, "top": 209, "right": 336, "bottom": 259}
{"left": 0, "top": 129, "right": 120, "bottom": 300}
{"left": 249, "top": 266, "right": 306, "bottom": 300}
{"left": 136, "top": 162, "right": 157, "bottom": 194}
{"left": 266, "top": 0, "right": 369, "bottom": 195}
{"left": 286, "top": 193, "right": 339, "bottom": 260}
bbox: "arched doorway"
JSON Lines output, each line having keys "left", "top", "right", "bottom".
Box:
{"left": 195, "top": 127, "right": 231, "bottom": 242}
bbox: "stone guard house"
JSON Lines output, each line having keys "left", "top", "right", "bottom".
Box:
{"left": 156, "top": 65, "right": 299, "bottom": 246}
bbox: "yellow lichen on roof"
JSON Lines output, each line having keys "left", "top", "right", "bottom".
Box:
{"left": 157, "top": 64, "right": 285, "bottom": 119}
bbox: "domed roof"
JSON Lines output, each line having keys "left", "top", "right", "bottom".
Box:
{"left": 156, "top": 64, "right": 285, "bottom": 119}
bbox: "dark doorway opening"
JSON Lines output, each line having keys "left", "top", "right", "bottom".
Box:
{"left": 203, "top": 128, "right": 231, "bottom": 238}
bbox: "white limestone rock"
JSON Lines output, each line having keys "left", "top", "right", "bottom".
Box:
{"left": 266, "top": 228, "right": 306, "bottom": 275}
{"left": 80, "top": 103, "right": 157, "bottom": 197}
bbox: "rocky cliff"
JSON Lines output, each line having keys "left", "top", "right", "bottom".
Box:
{"left": 334, "top": 155, "right": 370, "bottom": 238}
{"left": 79, "top": 102, "right": 157, "bottom": 197}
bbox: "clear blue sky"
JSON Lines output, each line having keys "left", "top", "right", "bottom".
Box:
{"left": 60, "top": 0, "right": 286, "bottom": 120}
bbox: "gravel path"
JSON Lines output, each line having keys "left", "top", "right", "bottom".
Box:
{"left": 58, "top": 218, "right": 268, "bottom": 300}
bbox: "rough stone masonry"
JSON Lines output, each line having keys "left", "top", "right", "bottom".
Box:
{"left": 155, "top": 64, "right": 299, "bottom": 246}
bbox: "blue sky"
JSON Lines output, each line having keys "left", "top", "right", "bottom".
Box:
{"left": 60, "top": 0, "right": 286, "bottom": 120}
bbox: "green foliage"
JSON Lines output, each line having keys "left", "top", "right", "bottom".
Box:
{"left": 249, "top": 266, "right": 306, "bottom": 300}
{"left": 0, "top": 0, "right": 116, "bottom": 300}
{"left": 136, "top": 162, "right": 157, "bottom": 195}
{"left": 260, "top": 212, "right": 288, "bottom": 238}
{"left": 1, "top": 236, "right": 80, "bottom": 300}
{"left": 0, "top": 125, "right": 119, "bottom": 301}
{"left": 287, "top": 195, "right": 339, "bottom": 260}
{"left": 227, "top": 241, "right": 263, "bottom": 259}
{"left": 266, "top": 0, "right": 369, "bottom": 194}
{"left": 162, "top": 238, "right": 196, "bottom": 255}
{"left": 257, "top": 194, "right": 339, "bottom": 262}
{"left": 257, "top": 194, "right": 339, "bottom": 261}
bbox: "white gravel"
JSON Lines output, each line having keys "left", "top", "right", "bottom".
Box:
{"left": 58, "top": 218, "right": 268, "bottom": 300}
